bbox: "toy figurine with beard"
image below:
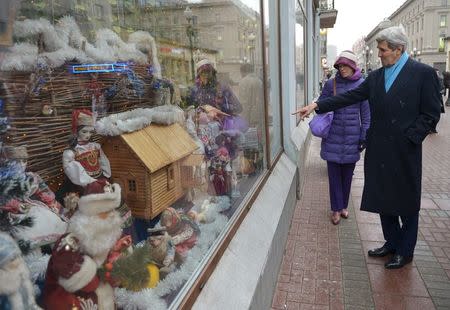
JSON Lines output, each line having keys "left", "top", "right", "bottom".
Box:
{"left": 42, "top": 182, "right": 123, "bottom": 310}
{"left": 0, "top": 232, "right": 41, "bottom": 310}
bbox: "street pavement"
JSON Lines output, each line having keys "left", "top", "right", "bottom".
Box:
{"left": 271, "top": 106, "right": 450, "bottom": 310}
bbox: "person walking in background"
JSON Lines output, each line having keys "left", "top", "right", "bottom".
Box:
{"left": 431, "top": 68, "right": 445, "bottom": 133}
{"left": 443, "top": 70, "right": 450, "bottom": 106}
{"left": 294, "top": 26, "right": 441, "bottom": 269}
{"left": 238, "top": 63, "right": 263, "bottom": 129}
{"left": 318, "top": 51, "right": 370, "bottom": 225}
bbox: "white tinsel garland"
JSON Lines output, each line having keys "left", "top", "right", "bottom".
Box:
{"left": 24, "top": 252, "right": 50, "bottom": 282}
{"left": 115, "top": 211, "right": 229, "bottom": 310}
{"left": 95, "top": 106, "right": 185, "bottom": 136}
{"left": 3, "top": 16, "right": 160, "bottom": 71}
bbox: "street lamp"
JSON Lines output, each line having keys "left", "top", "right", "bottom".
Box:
{"left": 411, "top": 47, "right": 421, "bottom": 60}
{"left": 184, "top": 6, "right": 195, "bottom": 81}
{"left": 365, "top": 46, "right": 373, "bottom": 73}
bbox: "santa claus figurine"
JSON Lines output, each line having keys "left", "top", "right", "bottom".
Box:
{"left": 42, "top": 182, "right": 123, "bottom": 310}
{"left": 0, "top": 232, "right": 41, "bottom": 310}
{"left": 62, "top": 109, "right": 111, "bottom": 194}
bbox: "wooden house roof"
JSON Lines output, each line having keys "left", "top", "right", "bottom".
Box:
{"left": 120, "top": 123, "right": 198, "bottom": 173}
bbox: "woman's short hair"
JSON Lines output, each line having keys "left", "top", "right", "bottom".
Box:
{"left": 376, "top": 26, "right": 408, "bottom": 52}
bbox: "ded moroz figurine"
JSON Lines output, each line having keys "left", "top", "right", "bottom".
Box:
{"left": 42, "top": 182, "right": 123, "bottom": 310}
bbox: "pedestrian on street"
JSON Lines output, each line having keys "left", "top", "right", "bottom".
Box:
{"left": 318, "top": 50, "right": 370, "bottom": 225}
{"left": 294, "top": 26, "right": 441, "bottom": 269}
{"left": 443, "top": 70, "right": 450, "bottom": 106}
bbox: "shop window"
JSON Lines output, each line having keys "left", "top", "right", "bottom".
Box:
{"left": 295, "top": 0, "right": 306, "bottom": 118}
{"left": 1, "top": 0, "right": 267, "bottom": 308}
{"left": 263, "top": 0, "right": 282, "bottom": 161}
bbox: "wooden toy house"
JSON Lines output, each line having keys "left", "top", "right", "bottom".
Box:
{"left": 102, "top": 123, "right": 199, "bottom": 219}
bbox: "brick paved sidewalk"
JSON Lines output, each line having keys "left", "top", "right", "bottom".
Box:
{"left": 272, "top": 107, "right": 450, "bottom": 310}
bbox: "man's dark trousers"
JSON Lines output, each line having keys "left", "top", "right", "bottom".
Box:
{"left": 380, "top": 213, "right": 419, "bottom": 257}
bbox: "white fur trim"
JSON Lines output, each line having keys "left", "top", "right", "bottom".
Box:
{"left": 128, "top": 31, "right": 162, "bottom": 78}
{"left": 336, "top": 50, "right": 358, "bottom": 64}
{"left": 95, "top": 106, "right": 184, "bottom": 136}
{"left": 96, "top": 282, "right": 115, "bottom": 310}
{"left": 78, "top": 184, "right": 121, "bottom": 216}
{"left": 2, "top": 17, "right": 160, "bottom": 71}
{"left": 57, "top": 255, "right": 97, "bottom": 293}
{"left": 195, "top": 58, "right": 214, "bottom": 72}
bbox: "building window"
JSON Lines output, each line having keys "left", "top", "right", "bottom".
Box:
{"left": 440, "top": 15, "right": 447, "bottom": 27}
{"left": 439, "top": 37, "right": 445, "bottom": 52}
{"left": 128, "top": 179, "right": 137, "bottom": 192}
{"left": 94, "top": 4, "right": 103, "bottom": 19}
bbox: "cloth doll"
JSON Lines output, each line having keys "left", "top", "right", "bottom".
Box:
{"left": 160, "top": 208, "right": 200, "bottom": 259}
{"left": 0, "top": 146, "right": 67, "bottom": 251}
{"left": 146, "top": 227, "right": 176, "bottom": 279}
{"left": 0, "top": 232, "right": 41, "bottom": 310}
{"left": 62, "top": 109, "right": 111, "bottom": 193}
{"left": 42, "top": 183, "right": 123, "bottom": 310}
{"left": 83, "top": 73, "right": 108, "bottom": 117}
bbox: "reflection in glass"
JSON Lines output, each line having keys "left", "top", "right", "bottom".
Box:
{"left": 295, "top": 0, "right": 306, "bottom": 115}
{"left": 263, "top": 0, "right": 282, "bottom": 160}
{"left": 0, "top": 0, "right": 267, "bottom": 308}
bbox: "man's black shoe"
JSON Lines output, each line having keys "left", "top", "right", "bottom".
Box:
{"left": 384, "top": 254, "right": 413, "bottom": 269}
{"left": 368, "top": 245, "right": 395, "bottom": 257}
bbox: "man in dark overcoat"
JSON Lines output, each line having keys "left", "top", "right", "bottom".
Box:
{"left": 294, "top": 26, "right": 441, "bottom": 269}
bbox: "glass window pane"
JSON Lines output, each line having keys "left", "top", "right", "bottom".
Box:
{"left": 295, "top": 1, "right": 306, "bottom": 119}
{"left": 263, "top": 0, "right": 282, "bottom": 160}
{"left": 0, "top": 0, "right": 267, "bottom": 307}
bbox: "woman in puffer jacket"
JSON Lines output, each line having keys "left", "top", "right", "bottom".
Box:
{"left": 318, "top": 50, "right": 371, "bottom": 225}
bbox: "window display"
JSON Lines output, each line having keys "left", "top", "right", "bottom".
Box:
{"left": 0, "top": 0, "right": 267, "bottom": 308}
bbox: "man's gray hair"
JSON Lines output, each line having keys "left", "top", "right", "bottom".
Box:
{"left": 376, "top": 26, "right": 408, "bottom": 52}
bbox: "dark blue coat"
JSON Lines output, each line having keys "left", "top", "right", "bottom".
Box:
{"left": 318, "top": 75, "right": 370, "bottom": 163}
{"left": 317, "top": 59, "right": 441, "bottom": 216}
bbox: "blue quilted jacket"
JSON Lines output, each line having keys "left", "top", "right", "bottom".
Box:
{"left": 318, "top": 72, "right": 371, "bottom": 163}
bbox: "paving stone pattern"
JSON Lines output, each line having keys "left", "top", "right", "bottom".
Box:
{"left": 272, "top": 107, "right": 450, "bottom": 310}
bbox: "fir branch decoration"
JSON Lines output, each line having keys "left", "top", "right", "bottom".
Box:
{"left": 111, "top": 244, "right": 154, "bottom": 292}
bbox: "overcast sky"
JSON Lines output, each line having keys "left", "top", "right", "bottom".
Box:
{"left": 327, "top": 0, "right": 407, "bottom": 53}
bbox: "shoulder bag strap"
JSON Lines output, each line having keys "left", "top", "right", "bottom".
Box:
{"left": 333, "top": 78, "right": 336, "bottom": 96}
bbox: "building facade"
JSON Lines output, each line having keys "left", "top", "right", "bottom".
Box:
{"left": 364, "top": 0, "right": 450, "bottom": 71}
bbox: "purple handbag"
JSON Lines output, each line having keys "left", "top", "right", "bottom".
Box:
{"left": 308, "top": 78, "right": 335, "bottom": 139}
{"left": 309, "top": 112, "right": 334, "bottom": 138}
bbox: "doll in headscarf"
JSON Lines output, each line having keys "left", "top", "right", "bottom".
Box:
{"left": 159, "top": 207, "right": 200, "bottom": 260}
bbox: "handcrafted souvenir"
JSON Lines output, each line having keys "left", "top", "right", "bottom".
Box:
{"left": 62, "top": 109, "right": 111, "bottom": 192}
{"left": 1, "top": 146, "right": 67, "bottom": 251}
{"left": 101, "top": 121, "right": 198, "bottom": 220}
{"left": 160, "top": 207, "right": 200, "bottom": 259}
{"left": 42, "top": 183, "right": 123, "bottom": 310}
{"left": 146, "top": 227, "right": 176, "bottom": 278}
{"left": 0, "top": 232, "right": 41, "bottom": 310}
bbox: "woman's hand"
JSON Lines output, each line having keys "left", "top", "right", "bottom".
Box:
{"left": 292, "top": 102, "right": 318, "bottom": 120}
